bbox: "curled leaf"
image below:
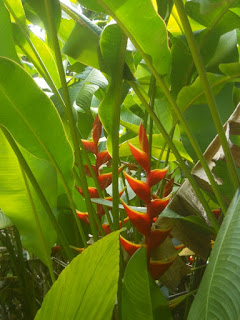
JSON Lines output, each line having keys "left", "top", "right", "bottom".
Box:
{"left": 120, "top": 235, "right": 144, "bottom": 256}
{"left": 122, "top": 200, "right": 151, "bottom": 236}
{"left": 147, "top": 167, "right": 168, "bottom": 187}
{"left": 124, "top": 172, "right": 151, "bottom": 204}
{"left": 128, "top": 143, "right": 150, "bottom": 173}
{"left": 81, "top": 140, "right": 98, "bottom": 155}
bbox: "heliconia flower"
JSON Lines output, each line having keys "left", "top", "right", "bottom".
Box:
{"left": 147, "top": 167, "right": 168, "bottom": 188}
{"left": 148, "top": 195, "right": 171, "bottom": 218}
{"left": 163, "top": 178, "right": 174, "bottom": 197}
{"left": 139, "top": 122, "right": 149, "bottom": 157}
{"left": 148, "top": 254, "right": 177, "bottom": 279}
{"left": 70, "top": 245, "right": 85, "bottom": 253}
{"left": 121, "top": 200, "right": 152, "bottom": 236}
{"left": 128, "top": 143, "right": 150, "bottom": 173}
{"left": 76, "top": 211, "right": 90, "bottom": 224}
{"left": 124, "top": 172, "right": 151, "bottom": 204}
{"left": 92, "top": 114, "right": 102, "bottom": 144}
{"left": 96, "top": 150, "right": 111, "bottom": 168}
{"left": 81, "top": 140, "right": 98, "bottom": 155}
{"left": 147, "top": 228, "right": 172, "bottom": 251}
{"left": 84, "top": 164, "right": 98, "bottom": 177}
{"left": 120, "top": 235, "right": 144, "bottom": 256}
{"left": 75, "top": 186, "right": 99, "bottom": 198}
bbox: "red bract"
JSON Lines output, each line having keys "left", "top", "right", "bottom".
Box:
{"left": 149, "top": 254, "right": 176, "bottom": 280}
{"left": 96, "top": 150, "right": 111, "bottom": 168}
{"left": 84, "top": 165, "right": 98, "bottom": 178}
{"left": 81, "top": 140, "right": 98, "bottom": 155}
{"left": 124, "top": 172, "right": 151, "bottom": 204}
{"left": 147, "top": 168, "right": 168, "bottom": 188}
{"left": 122, "top": 201, "right": 151, "bottom": 236}
{"left": 147, "top": 228, "right": 172, "bottom": 251}
{"left": 148, "top": 195, "right": 171, "bottom": 219}
{"left": 76, "top": 211, "right": 90, "bottom": 224}
{"left": 139, "top": 122, "right": 149, "bottom": 156}
{"left": 128, "top": 143, "right": 150, "bottom": 173}
{"left": 120, "top": 235, "right": 144, "bottom": 256}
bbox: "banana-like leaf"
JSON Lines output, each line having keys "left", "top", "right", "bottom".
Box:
{"left": 0, "top": 0, "right": 19, "bottom": 63}
{"left": 0, "top": 129, "right": 56, "bottom": 264}
{"left": 188, "top": 190, "right": 240, "bottom": 320}
{"left": 35, "top": 231, "right": 120, "bottom": 320}
{"left": 0, "top": 57, "right": 74, "bottom": 191}
{"left": 97, "top": 0, "right": 170, "bottom": 77}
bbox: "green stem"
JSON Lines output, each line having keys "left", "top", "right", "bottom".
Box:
{"left": 1, "top": 126, "right": 74, "bottom": 260}
{"left": 44, "top": 0, "right": 96, "bottom": 244}
{"left": 174, "top": 0, "right": 239, "bottom": 191}
{"left": 148, "top": 76, "right": 156, "bottom": 159}
{"left": 129, "top": 81, "right": 220, "bottom": 232}
{"left": 111, "top": 35, "right": 128, "bottom": 231}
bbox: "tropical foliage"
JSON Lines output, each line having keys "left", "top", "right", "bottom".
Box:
{"left": 0, "top": 0, "right": 240, "bottom": 319}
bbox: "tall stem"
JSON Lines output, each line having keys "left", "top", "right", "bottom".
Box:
{"left": 174, "top": 0, "right": 239, "bottom": 191}
{"left": 44, "top": 0, "right": 97, "bottom": 243}
{"left": 111, "top": 36, "right": 128, "bottom": 230}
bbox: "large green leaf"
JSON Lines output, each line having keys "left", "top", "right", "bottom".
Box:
{"left": 0, "top": 0, "right": 19, "bottom": 63}
{"left": 0, "top": 57, "right": 74, "bottom": 191}
{"left": 122, "top": 247, "right": 172, "bottom": 320}
{"left": 180, "top": 83, "right": 234, "bottom": 162}
{"left": 97, "top": 0, "right": 171, "bottom": 76}
{"left": 0, "top": 129, "right": 57, "bottom": 264}
{"left": 35, "top": 231, "right": 120, "bottom": 320}
{"left": 62, "top": 22, "right": 100, "bottom": 69}
{"left": 26, "top": 0, "right": 61, "bottom": 33}
{"left": 188, "top": 190, "right": 240, "bottom": 320}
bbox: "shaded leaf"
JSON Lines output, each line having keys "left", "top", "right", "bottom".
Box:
{"left": 188, "top": 190, "right": 240, "bottom": 320}
{"left": 35, "top": 231, "right": 121, "bottom": 320}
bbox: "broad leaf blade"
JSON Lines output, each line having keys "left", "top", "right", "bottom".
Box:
{"left": 97, "top": 0, "right": 171, "bottom": 76}
{"left": 0, "top": 0, "right": 19, "bottom": 63}
{"left": 0, "top": 129, "right": 57, "bottom": 264}
{"left": 0, "top": 57, "right": 74, "bottom": 191}
{"left": 122, "top": 247, "right": 172, "bottom": 320}
{"left": 35, "top": 231, "right": 120, "bottom": 320}
{"left": 188, "top": 190, "right": 240, "bottom": 320}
